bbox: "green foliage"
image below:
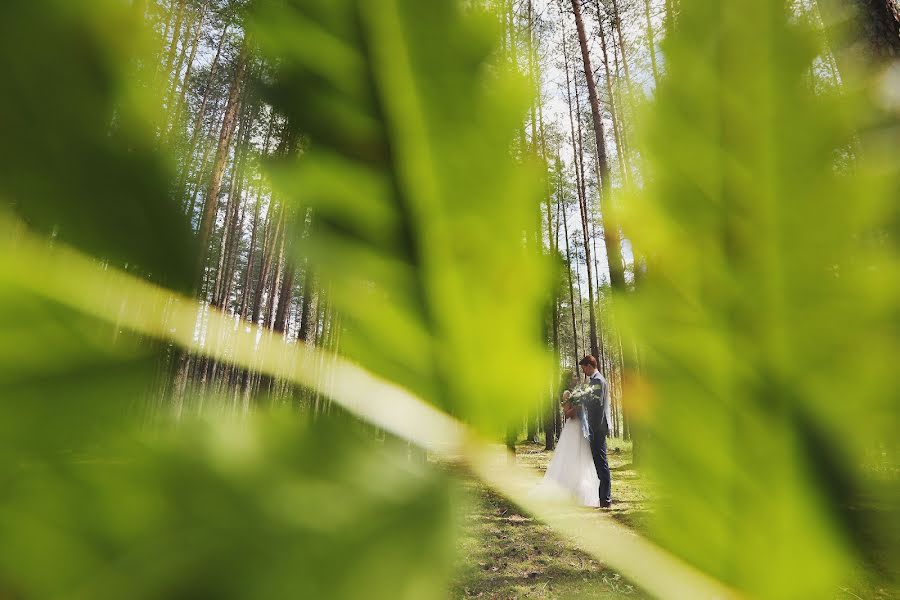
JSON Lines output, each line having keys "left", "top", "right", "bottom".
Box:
{"left": 0, "top": 288, "right": 156, "bottom": 460}
{"left": 0, "top": 2, "right": 463, "bottom": 597}
{"left": 0, "top": 0, "right": 197, "bottom": 290}
{"left": 623, "top": 0, "right": 900, "bottom": 596}
{"left": 2, "top": 0, "right": 896, "bottom": 597}
{"left": 253, "top": 0, "right": 556, "bottom": 433}
{"left": 0, "top": 417, "right": 454, "bottom": 599}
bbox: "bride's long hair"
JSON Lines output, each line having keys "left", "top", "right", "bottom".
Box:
{"left": 559, "top": 370, "right": 579, "bottom": 397}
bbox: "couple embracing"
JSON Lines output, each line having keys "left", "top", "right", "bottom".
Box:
{"left": 537, "top": 355, "right": 613, "bottom": 508}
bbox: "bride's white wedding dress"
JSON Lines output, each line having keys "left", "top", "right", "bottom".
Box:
{"left": 533, "top": 415, "right": 600, "bottom": 507}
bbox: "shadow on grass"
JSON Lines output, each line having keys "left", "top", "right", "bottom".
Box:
{"left": 610, "top": 462, "right": 634, "bottom": 472}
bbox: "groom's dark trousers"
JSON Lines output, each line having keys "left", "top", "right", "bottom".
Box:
{"left": 589, "top": 431, "right": 612, "bottom": 505}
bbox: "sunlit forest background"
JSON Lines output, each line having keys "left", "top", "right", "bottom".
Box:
{"left": 1, "top": 0, "right": 898, "bottom": 598}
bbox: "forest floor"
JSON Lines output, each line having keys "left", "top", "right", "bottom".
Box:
{"left": 448, "top": 439, "right": 896, "bottom": 600}
{"left": 449, "top": 438, "right": 653, "bottom": 599}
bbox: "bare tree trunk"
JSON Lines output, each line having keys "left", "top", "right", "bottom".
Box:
{"left": 158, "top": 0, "right": 178, "bottom": 59}
{"left": 185, "top": 113, "right": 220, "bottom": 217}
{"left": 162, "top": 0, "right": 187, "bottom": 83}
{"left": 559, "top": 177, "right": 580, "bottom": 369}
{"left": 610, "top": 0, "right": 637, "bottom": 99}
{"left": 545, "top": 195, "right": 559, "bottom": 451}
{"left": 169, "top": 0, "right": 211, "bottom": 134}
{"left": 222, "top": 203, "right": 246, "bottom": 311}
{"left": 165, "top": 4, "right": 198, "bottom": 115}
{"left": 272, "top": 230, "right": 295, "bottom": 335}
{"left": 264, "top": 224, "right": 287, "bottom": 329}
{"left": 596, "top": 4, "right": 632, "bottom": 185}
{"left": 572, "top": 0, "right": 638, "bottom": 457}
{"left": 196, "top": 42, "right": 248, "bottom": 283}
{"left": 570, "top": 0, "right": 627, "bottom": 292}
{"left": 297, "top": 265, "right": 315, "bottom": 342}
{"left": 212, "top": 161, "right": 239, "bottom": 306}
{"left": 563, "top": 22, "right": 601, "bottom": 360}
{"left": 642, "top": 0, "right": 661, "bottom": 85}
{"left": 178, "top": 21, "right": 230, "bottom": 197}
{"left": 218, "top": 101, "right": 259, "bottom": 308}
{"left": 251, "top": 201, "right": 283, "bottom": 325}
{"left": 239, "top": 186, "right": 262, "bottom": 319}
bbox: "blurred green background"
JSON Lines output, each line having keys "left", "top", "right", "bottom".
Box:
{"left": 0, "top": 0, "right": 897, "bottom": 598}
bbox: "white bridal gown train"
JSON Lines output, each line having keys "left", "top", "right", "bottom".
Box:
{"left": 533, "top": 416, "right": 600, "bottom": 507}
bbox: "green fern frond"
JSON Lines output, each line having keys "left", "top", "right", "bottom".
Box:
{"left": 254, "top": 0, "right": 555, "bottom": 431}
{"left": 623, "top": 0, "right": 899, "bottom": 596}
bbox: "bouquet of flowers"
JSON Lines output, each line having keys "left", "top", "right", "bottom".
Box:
{"left": 561, "top": 384, "right": 593, "bottom": 407}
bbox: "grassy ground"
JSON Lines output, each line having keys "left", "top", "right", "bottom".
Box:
{"left": 449, "top": 439, "right": 896, "bottom": 600}
{"left": 450, "top": 438, "right": 653, "bottom": 599}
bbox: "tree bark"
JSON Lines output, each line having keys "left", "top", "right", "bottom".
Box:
{"left": 297, "top": 264, "right": 315, "bottom": 342}
{"left": 166, "top": 4, "right": 198, "bottom": 115}
{"left": 170, "top": 0, "right": 211, "bottom": 134}
{"left": 563, "top": 20, "right": 601, "bottom": 360}
{"left": 610, "top": 0, "right": 637, "bottom": 99}
{"left": 196, "top": 42, "right": 248, "bottom": 285}
{"left": 596, "top": 2, "right": 632, "bottom": 185}
{"left": 161, "top": 0, "right": 187, "bottom": 84}
{"left": 272, "top": 223, "right": 296, "bottom": 335}
{"left": 178, "top": 21, "right": 230, "bottom": 198}
{"left": 239, "top": 112, "right": 277, "bottom": 319}
{"left": 559, "top": 176, "right": 580, "bottom": 370}
{"left": 642, "top": 0, "right": 661, "bottom": 85}
{"left": 264, "top": 221, "right": 287, "bottom": 329}
{"left": 251, "top": 200, "right": 281, "bottom": 325}
{"left": 570, "top": 0, "right": 627, "bottom": 293}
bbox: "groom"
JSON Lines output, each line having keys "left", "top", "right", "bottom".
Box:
{"left": 579, "top": 355, "right": 613, "bottom": 508}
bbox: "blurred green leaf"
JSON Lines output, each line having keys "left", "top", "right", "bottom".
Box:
{"left": 253, "top": 0, "right": 556, "bottom": 434}
{"left": 0, "top": 416, "right": 455, "bottom": 600}
{"left": 0, "top": 0, "right": 197, "bottom": 290}
{"left": 623, "top": 0, "right": 900, "bottom": 596}
{"left": 0, "top": 285, "right": 157, "bottom": 460}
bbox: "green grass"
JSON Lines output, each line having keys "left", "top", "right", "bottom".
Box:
{"left": 448, "top": 440, "right": 896, "bottom": 599}
{"left": 449, "top": 439, "right": 652, "bottom": 599}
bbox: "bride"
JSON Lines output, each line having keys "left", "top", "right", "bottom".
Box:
{"left": 533, "top": 373, "right": 601, "bottom": 507}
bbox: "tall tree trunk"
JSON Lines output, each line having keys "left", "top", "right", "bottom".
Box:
{"left": 185, "top": 113, "right": 220, "bottom": 217}
{"left": 264, "top": 223, "right": 287, "bottom": 329}
{"left": 570, "top": 0, "right": 627, "bottom": 293}
{"left": 166, "top": 5, "right": 198, "bottom": 114}
{"left": 158, "top": 0, "right": 178, "bottom": 59}
{"left": 251, "top": 201, "right": 281, "bottom": 325}
{"left": 572, "top": 0, "right": 637, "bottom": 454}
{"left": 178, "top": 22, "right": 230, "bottom": 197}
{"left": 170, "top": 0, "right": 211, "bottom": 134}
{"left": 563, "top": 21, "right": 601, "bottom": 360}
{"left": 559, "top": 178, "right": 580, "bottom": 370}
{"left": 557, "top": 146, "right": 580, "bottom": 431}
{"left": 596, "top": 2, "right": 633, "bottom": 185}
{"left": 211, "top": 103, "right": 250, "bottom": 306}
{"left": 272, "top": 224, "right": 296, "bottom": 335}
{"left": 218, "top": 100, "right": 260, "bottom": 308}
{"left": 609, "top": 0, "right": 637, "bottom": 99}
{"left": 240, "top": 185, "right": 263, "bottom": 319}
{"left": 212, "top": 161, "right": 240, "bottom": 306}
{"left": 223, "top": 202, "right": 246, "bottom": 311}
{"left": 238, "top": 112, "right": 277, "bottom": 319}
{"left": 161, "top": 0, "right": 187, "bottom": 84}
{"left": 297, "top": 264, "right": 315, "bottom": 342}
{"left": 642, "top": 0, "right": 661, "bottom": 85}
{"left": 196, "top": 42, "right": 248, "bottom": 284}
